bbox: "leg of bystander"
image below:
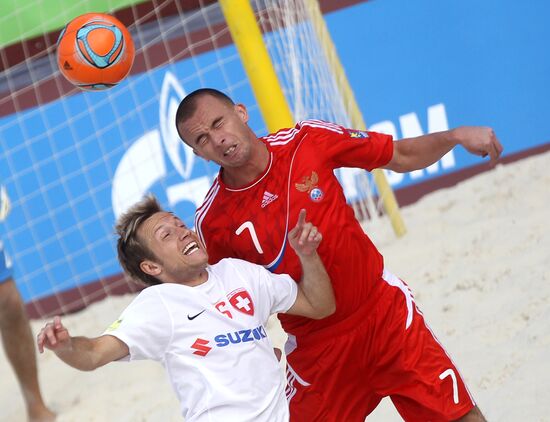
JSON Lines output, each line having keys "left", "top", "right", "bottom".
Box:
{"left": 0, "top": 279, "right": 56, "bottom": 422}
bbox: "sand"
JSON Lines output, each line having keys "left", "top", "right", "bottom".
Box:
{"left": 1, "top": 151, "right": 549, "bottom": 422}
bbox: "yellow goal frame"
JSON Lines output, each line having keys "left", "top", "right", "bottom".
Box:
{"left": 220, "top": 0, "right": 406, "bottom": 236}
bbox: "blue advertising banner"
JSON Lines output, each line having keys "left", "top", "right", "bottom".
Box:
{"left": 1, "top": 0, "right": 548, "bottom": 303}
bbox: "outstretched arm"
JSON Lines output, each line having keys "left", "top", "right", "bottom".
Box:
{"left": 285, "top": 209, "right": 335, "bottom": 319}
{"left": 384, "top": 126, "right": 503, "bottom": 173}
{"left": 37, "top": 316, "right": 129, "bottom": 371}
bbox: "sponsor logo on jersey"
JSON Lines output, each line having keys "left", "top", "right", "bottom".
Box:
{"left": 227, "top": 288, "right": 255, "bottom": 316}
{"left": 105, "top": 319, "right": 122, "bottom": 332}
{"left": 347, "top": 129, "right": 369, "bottom": 139}
{"left": 187, "top": 309, "right": 205, "bottom": 320}
{"left": 191, "top": 338, "right": 212, "bottom": 356}
{"left": 214, "top": 325, "right": 267, "bottom": 347}
{"left": 295, "top": 171, "right": 325, "bottom": 202}
{"left": 261, "top": 191, "right": 278, "bottom": 208}
{"left": 190, "top": 325, "right": 268, "bottom": 357}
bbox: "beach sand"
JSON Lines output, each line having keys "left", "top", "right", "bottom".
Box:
{"left": 1, "top": 151, "right": 549, "bottom": 421}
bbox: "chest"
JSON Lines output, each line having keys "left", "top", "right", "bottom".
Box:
{"left": 172, "top": 284, "right": 268, "bottom": 356}
{"left": 214, "top": 148, "right": 341, "bottom": 271}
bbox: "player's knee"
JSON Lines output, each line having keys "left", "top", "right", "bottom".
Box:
{"left": 0, "top": 279, "right": 25, "bottom": 322}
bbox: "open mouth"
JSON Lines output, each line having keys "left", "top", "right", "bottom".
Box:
{"left": 182, "top": 241, "right": 200, "bottom": 255}
{"left": 223, "top": 145, "right": 236, "bottom": 157}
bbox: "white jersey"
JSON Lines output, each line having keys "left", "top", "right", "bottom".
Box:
{"left": 105, "top": 258, "right": 298, "bottom": 422}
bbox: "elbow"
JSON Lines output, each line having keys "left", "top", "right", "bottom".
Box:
{"left": 384, "top": 162, "right": 406, "bottom": 173}
{"left": 384, "top": 156, "right": 413, "bottom": 174}
{"left": 80, "top": 359, "right": 106, "bottom": 372}
{"left": 325, "top": 301, "right": 336, "bottom": 317}
{"left": 68, "top": 359, "right": 102, "bottom": 372}
{"left": 386, "top": 143, "right": 417, "bottom": 173}
{"left": 323, "top": 303, "right": 337, "bottom": 319}
{"left": 311, "top": 302, "right": 336, "bottom": 320}
{"left": 70, "top": 351, "right": 107, "bottom": 372}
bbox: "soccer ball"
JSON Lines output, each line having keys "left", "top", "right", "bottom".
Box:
{"left": 57, "top": 13, "right": 135, "bottom": 91}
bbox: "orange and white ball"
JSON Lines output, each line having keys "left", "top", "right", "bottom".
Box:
{"left": 57, "top": 13, "right": 135, "bottom": 90}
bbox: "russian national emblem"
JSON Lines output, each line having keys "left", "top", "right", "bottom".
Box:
{"left": 295, "top": 171, "right": 324, "bottom": 202}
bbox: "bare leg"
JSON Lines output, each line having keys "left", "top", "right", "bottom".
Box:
{"left": 0, "top": 279, "right": 55, "bottom": 422}
{"left": 453, "top": 405, "right": 486, "bottom": 422}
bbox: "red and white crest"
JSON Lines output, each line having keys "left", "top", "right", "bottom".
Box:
{"left": 227, "top": 288, "right": 255, "bottom": 316}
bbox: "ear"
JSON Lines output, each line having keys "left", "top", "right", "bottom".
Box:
{"left": 140, "top": 260, "right": 162, "bottom": 277}
{"left": 234, "top": 103, "right": 249, "bottom": 124}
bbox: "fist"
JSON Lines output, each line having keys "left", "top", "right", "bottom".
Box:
{"left": 454, "top": 126, "right": 503, "bottom": 165}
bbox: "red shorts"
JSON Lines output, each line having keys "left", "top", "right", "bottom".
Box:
{"left": 284, "top": 271, "right": 475, "bottom": 421}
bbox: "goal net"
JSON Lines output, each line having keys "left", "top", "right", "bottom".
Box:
{"left": 0, "top": 0, "right": 385, "bottom": 317}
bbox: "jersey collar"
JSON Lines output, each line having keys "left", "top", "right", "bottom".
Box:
{"left": 218, "top": 150, "right": 273, "bottom": 192}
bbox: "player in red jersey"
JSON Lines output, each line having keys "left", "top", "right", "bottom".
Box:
{"left": 175, "top": 89, "right": 502, "bottom": 421}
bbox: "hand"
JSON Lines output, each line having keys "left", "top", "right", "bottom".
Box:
{"left": 453, "top": 126, "right": 503, "bottom": 166}
{"left": 288, "top": 209, "right": 322, "bottom": 257}
{"left": 37, "top": 316, "right": 72, "bottom": 353}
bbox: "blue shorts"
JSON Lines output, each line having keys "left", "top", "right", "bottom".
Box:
{"left": 0, "top": 243, "right": 12, "bottom": 282}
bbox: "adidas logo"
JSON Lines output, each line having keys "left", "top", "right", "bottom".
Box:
{"left": 261, "top": 191, "right": 278, "bottom": 208}
{"left": 63, "top": 61, "right": 73, "bottom": 70}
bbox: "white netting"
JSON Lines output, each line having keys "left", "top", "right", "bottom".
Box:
{"left": 0, "top": 0, "right": 380, "bottom": 316}
{"left": 254, "top": 0, "right": 382, "bottom": 222}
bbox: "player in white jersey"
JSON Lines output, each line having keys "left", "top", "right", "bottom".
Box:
{"left": 37, "top": 195, "right": 334, "bottom": 421}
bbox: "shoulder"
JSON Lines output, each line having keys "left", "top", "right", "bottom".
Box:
{"left": 261, "top": 119, "right": 338, "bottom": 143}
{"left": 211, "top": 257, "right": 258, "bottom": 273}
{"left": 124, "top": 284, "right": 195, "bottom": 322}
{"left": 210, "top": 258, "right": 265, "bottom": 281}
{"left": 108, "top": 286, "right": 167, "bottom": 331}
{"left": 128, "top": 286, "right": 163, "bottom": 307}
{"left": 130, "top": 284, "right": 188, "bottom": 308}
{"left": 195, "top": 177, "right": 222, "bottom": 218}
{"left": 194, "top": 177, "right": 224, "bottom": 242}
{"left": 263, "top": 119, "right": 346, "bottom": 148}
{"left": 298, "top": 119, "right": 346, "bottom": 135}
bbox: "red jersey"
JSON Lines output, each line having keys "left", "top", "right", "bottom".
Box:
{"left": 195, "top": 120, "right": 393, "bottom": 341}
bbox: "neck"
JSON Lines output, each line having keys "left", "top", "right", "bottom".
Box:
{"left": 163, "top": 267, "right": 209, "bottom": 287}
{"left": 187, "top": 268, "right": 209, "bottom": 286}
{"left": 222, "top": 140, "right": 270, "bottom": 188}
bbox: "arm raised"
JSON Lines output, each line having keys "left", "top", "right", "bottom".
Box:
{"left": 285, "top": 209, "right": 335, "bottom": 319}
{"left": 37, "top": 316, "right": 129, "bottom": 371}
{"left": 385, "top": 126, "right": 503, "bottom": 173}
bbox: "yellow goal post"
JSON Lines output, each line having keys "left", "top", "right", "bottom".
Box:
{"left": 220, "top": 0, "right": 406, "bottom": 236}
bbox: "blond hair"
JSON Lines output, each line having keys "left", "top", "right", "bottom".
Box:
{"left": 115, "top": 195, "right": 163, "bottom": 286}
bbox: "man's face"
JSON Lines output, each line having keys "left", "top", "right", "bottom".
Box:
{"left": 177, "top": 95, "right": 255, "bottom": 168}
{"left": 138, "top": 212, "right": 208, "bottom": 283}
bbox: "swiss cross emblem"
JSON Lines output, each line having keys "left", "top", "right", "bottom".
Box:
{"left": 227, "top": 288, "right": 255, "bottom": 316}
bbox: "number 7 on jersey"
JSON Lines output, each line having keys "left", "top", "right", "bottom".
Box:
{"left": 235, "top": 221, "right": 264, "bottom": 254}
